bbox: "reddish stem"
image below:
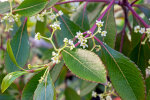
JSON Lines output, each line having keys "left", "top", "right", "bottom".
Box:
{"left": 126, "top": 3, "right": 149, "bottom": 28}
{"left": 90, "top": 0, "right": 115, "bottom": 33}
{"left": 55, "top": 0, "right": 110, "bottom": 5}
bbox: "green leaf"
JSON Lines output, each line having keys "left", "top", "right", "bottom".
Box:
{"left": 65, "top": 87, "right": 81, "bottom": 100}
{"left": 1, "top": 71, "right": 27, "bottom": 93}
{"left": 56, "top": 16, "right": 83, "bottom": 47}
{"left": 115, "top": 33, "right": 132, "bottom": 56}
{"left": 6, "top": 39, "right": 19, "bottom": 67}
{"left": 15, "top": 0, "right": 48, "bottom": 16}
{"left": 5, "top": 21, "right": 30, "bottom": 72}
{"left": 138, "top": 4, "right": 150, "bottom": 19}
{"left": 86, "top": 3, "right": 105, "bottom": 24}
{"left": 50, "top": 61, "right": 64, "bottom": 83}
{"left": 62, "top": 48, "right": 107, "bottom": 83}
{"left": 47, "top": 0, "right": 59, "bottom": 8}
{"left": 147, "top": 92, "right": 150, "bottom": 100}
{"left": 99, "top": 43, "right": 145, "bottom": 100}
{"left": 99, "top": 6, "right": 116, "bottom": 48}
{"left": 80, "top": 81, "right": 97, "bottom": 96}
{"left": 129, "top": 43, "right": 150, "bottom": 77}
{"left": 0, "top": 1, "right": 10, "bottom": 14}
{"left": 72, "top": 3, "right": 90, "bottom": 31}
{"left": 0, "top": 94, "right": 15, "bottom": 100}
{"left": 21, "top": 71, "right": 45, "bottom": 100}
{"left": 34, "top": 73, "right": 56, "bottom": 100}
{"left": 35, "top": 16, "right": 47, "bottom": 36}
{"left": 146, "top": 76, "right": 150, "bottom": 94}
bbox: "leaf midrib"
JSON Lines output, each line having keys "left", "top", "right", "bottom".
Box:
{"left": 15, "top": 2, "right": 47, "bottom": 12}
{"left": 63, "top": 49, "right": 103, "bottom": 82}
{"left": 102, "top": 45, "right": 137, "bottom": 99}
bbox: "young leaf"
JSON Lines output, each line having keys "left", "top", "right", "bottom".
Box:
{"left": 33, "top": 73, "right": 56, "bottom": 100}
{"left": 55, "top": 15, "right": 83, "bottom": 46}
{"left": 65, "top": 87, "right": 81, "bottom": 100}
{"left": 62, "top": 48, "right": 107, "bottom": 83}
{"left": 1, "top": 71, "right": 27, "bottom": 93}
{"left": 15, "top": 0, "right": 48, "bottom": 16}
{"left": 98, "top": 42, "right": 145, "bottom": 100}
{"left": 5, "top": 21, "right": 30, "bottom": 72}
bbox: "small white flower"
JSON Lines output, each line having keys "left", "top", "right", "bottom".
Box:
{"left": 68, "top": 39, "right": 75, "bottom": 50}
{"left": 78, "top": 37, "right": 87, "bottom": 43}
{"left": 92, "top": 91, "right": 97, "bottom": 98}
{"left": 134, "top": 25, "right": 140, "bottom": 33}
{"left": 35, "top": 32, "right": 41, "bottom": 40}
{"left": 51, "top": 56, "right": 60, "bottom": 64}
{"left": 57, "top": 10, "right": 63, "bottom": 16}
{"left": 97, "top": 27, "right": 102, "bottom": 33}
{"left": 36, "top": 14, "right": 44, "bottom": 22}
{"left": 146, "top": 28, "right": 150, "bottom": 34}
{"left": 50, "top": 21, "right": 61, "bottom": 30}
{"left": 87, "top": 31, "right": 92, "bottom": 34}
{"left": 75, "top": 31, "right": 83, "bottom": 39}
{"left": 106, "top": 96, "right": 112, "bottom": 100}
{"left": 49, "top": 14, "right": 56, "bottom": 20}
{"left": 101, "top": 31, "right": 107, "bottom": 37}
{"left": 0, "top": 0, "right": 8, "bottom": 2}
{"left": 51, "top": 51, "right": 60, "bottom": 64}
{"left": 52, "top": 51, "right": 58, "bottom": 56}
{"left": 139, "top": 28, "right": 145, "bottom": 34}
{"left": 8, "top": 16, "right": 14, "bottom": 23}
{"left": 80, "top": 42, "right": 88, "bottom": 48}
{"left": 68, "top": 39, "right": 74, "bottom": 45}
{"left": 41, "top": 10, "right": 47, "bottom": 15}
{"left": 96, "top": 20, "right": 104, "bottom": 27}
{"left": 70, "top": 45, "right": 75, "bottom": 50}
{"left": 63, "top": 38, "right": 68, "bottom": 43}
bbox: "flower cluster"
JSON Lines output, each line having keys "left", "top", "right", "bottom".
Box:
{"left": 96, "top": 20, "right": 107, "bottom": 37}
{"left": 92, "top": 91, "right": 112, "bottom": 100}
{"left": 50, "top": 21, "right": 61, "bottom": 30}
{"left": 51, "top": 51, "right": 60, "bottom": 64}
{"left": 0, "top": 13, "right": 20, "bottom": 32}
{"left": 92, "top": 82, "right": 115, "bottom": 100}
{"left": 75, "top": 31, "right": 88, "bottom": 48}
{"left": 35, "top": 32, "right": 41, "bottom": 40}
{"left": 35, "top": 9, "right": 63, "bottom": 22}
{"left": 134, "top": 25, "right": 150, "bottom": 43}
{"left": 63, "top": 38, "right": 75, "bottom": 50}
{"left": 134, "top": 25, "right": 150, "bottom": 34}
{"left": 35, "top": 10, "right": 47, "bottom": 22}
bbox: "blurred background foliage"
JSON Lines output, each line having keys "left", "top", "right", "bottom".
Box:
{"left": 0, "top": 0, "right": 150, "bottom": 100}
